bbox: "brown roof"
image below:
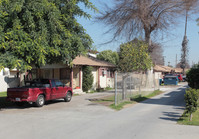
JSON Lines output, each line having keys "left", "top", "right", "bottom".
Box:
{"left": 174, "top": 68, "right": 183, "bottom": 73}
{"left": 154, "top": 65, "right": 173, "bottom": 72}
{"left": 72, "top": 55, "right": 116, "bottom": 67}
{"left": 175, "top": 68, "right": 190, "bottom": 73}
{"left": 154, "top": 65, "right": 190, "bottom": 73}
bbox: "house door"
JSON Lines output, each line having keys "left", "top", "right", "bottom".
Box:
{"left": 100, "top": 69, "right": 107, "bottom": 88}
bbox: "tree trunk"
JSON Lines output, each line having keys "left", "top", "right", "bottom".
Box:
{"left": 139, "top": 72, "right": 144, "bottom": 96}
{"left": 145, "top": 30, "right": 152, "bottom": 53}
{"left": 190, "top": 113, "right": 193, "bottom": 121}
{"left": 122, "top": 74, "right": 128, "bottom": 100}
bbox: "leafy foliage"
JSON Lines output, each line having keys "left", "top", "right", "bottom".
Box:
{"left": 187, "top": 64, "right": 199, "bottom": 89}
{"left": 82, "top": 66, "right": 93, "bottom": 92}
{"left": 180, "top": 35, "right": 189, "bottom": 74}
{"left": 118, "top": 40, "right": 152, "bottom": 72}
{"left": 0, "top": 0, "right": 96, "bottom": 70}
{"left": 184, "top": 88, "right": 199, "bottom": 121}
{"left": 97, "top": 50, "right": 119, "bottom": 65}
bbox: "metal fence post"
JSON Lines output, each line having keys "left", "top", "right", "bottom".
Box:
{"left": 130, "top": 74, "right": 132, "bottom": 94}
{"left": 114, "top": 72, "right": 117, "bottom": 106}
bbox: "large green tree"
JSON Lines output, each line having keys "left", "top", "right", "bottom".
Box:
{"left": 0, "top": 0, "right": 96, "bottom": 70}
{"left": 97, "top": 50, "right": 119, "bottom": 65}
{"left": 118, "top": 40, "right": 152, "bottom": 72}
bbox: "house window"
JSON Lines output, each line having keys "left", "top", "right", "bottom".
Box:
{"left": 110, "top": 70, "right": 114, "bottom": 78}
{"left": 60, "top": 68, "right": 71, "bottom": 80}
{"left": 106, "top": 70, "right": 114, "bottom": 78}
{"left": 102, "top": 69, "right": 107, "bottom": 77}
{"left": 107, "top": 70, "right": 114, "bottom": 78}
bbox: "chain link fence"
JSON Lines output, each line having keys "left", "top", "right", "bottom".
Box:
{"left": 114, "top": 71, "right": 160, "bottom": 105}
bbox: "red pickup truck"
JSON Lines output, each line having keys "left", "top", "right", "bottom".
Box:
{"left": 7, "top": 79, "right": 73, "bottom": 107}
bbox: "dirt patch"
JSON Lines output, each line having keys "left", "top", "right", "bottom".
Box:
{"left": 89, "top": 95, "right": 114, "bottom": 107}
{"left": 94, "top": 101, "right": 114, "bottom": 107}
{"left": 123, "top": 103, "right": 136, "bottom": 108}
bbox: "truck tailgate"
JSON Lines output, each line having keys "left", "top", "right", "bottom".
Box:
{"left": 7, "top": 88, "right": 29, "bottom": 98}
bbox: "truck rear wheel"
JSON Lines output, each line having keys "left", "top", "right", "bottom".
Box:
{"left": 35, "top": 95, "right": 45, "bottom": 107}
{"left": 64, "top": 92, "right": 72, "bottom": 102}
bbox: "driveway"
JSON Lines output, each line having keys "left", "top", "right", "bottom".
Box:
{"left": 0, "top": 85, "right": 199, "bottom": 139}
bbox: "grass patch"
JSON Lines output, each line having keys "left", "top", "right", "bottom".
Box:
{"left": 0, "top": 92, "right": 7, "bottom": 97}
{"left": 92, "top": 90, "right": 164, "bottom": 110}
{"left": 87, "top": 87, "right": 114, "bottom": 94}
{"left": 178, "top": 107, "right": 199, "bottom": 126}
{"left": 88, "top": 90, "right": 97, "bottom": 94}
{"left": 110, "top": 101, "right": 134, "bottom": 110}
{"left": 145, "top": 89, "right": 163, "bottom": 98}
{"left": 105, "top": 87, "right": 113, "bottom": 91}
{"left": 91, "top": 95, "right": 115, "bottom": 103}
{"left": 131, "top": 90, "right": 163, "bottom": 102}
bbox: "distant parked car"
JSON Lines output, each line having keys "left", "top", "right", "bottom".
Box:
{"left": 164, "top": 75, "right": 179, "bottom": 85}
{"left": 7, "top": 79, "right": 73, "bottom": 107}
{"left": 177, "top": 74, "right": 183, "bottom": 82}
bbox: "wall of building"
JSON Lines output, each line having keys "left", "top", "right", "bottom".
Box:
{"left": 107, "top": 78, "right": 114, "bottom": 88}
{"left": 154, "top": 72, "right": 163, "bottom": 79}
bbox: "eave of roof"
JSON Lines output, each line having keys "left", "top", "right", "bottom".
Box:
{"left": 72, "top": 55, "right": 116, "bottom": 68}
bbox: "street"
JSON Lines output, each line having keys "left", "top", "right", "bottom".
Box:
{"left": 0, "top": 85, "right": 199, "bottom": 139}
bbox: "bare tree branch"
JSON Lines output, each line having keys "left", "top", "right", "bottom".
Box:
{"left": 96, "top": 0, "right": 199, "bottom": 52}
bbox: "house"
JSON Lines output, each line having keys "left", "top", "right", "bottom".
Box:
{"left": 153, "top": 65, "right": 189, "bottom": 79}
{"left": 28, "top": 55, "right": 116, "bottom": 94}
{"left": 153, "top": 65, "right": 170, "bottom": 79}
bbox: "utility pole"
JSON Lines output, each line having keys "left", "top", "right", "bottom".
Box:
{"left": 176, "top": 54, "right": 178, "bottom": 68}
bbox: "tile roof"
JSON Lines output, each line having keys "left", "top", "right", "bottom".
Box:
{"left": 154, "top": 65, "right": 173, "bottom": 72}
{"left": 174, "top": 68, "right": 183, "bottom": 73}
{"left": 154, "top": 65, "right": 189, "bottom": 73}
{"left": 72, "top": 55, "right": 116, "bottom": 67}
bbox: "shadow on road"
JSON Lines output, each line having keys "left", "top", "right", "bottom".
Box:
{"left": 138, "top": 86, "right": 187, "bottom": 122}
{"left": 0, "top": 97, "right": 66, "bottom": 110}
{"left": 139, "top": 87, "right": 186, "bottom": 107}
{"left": 159, "top": 111, "right": 183, "bottom": 122}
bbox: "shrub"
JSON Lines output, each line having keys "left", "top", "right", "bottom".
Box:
{"left": 186, "top": 64, "right": 199, "bottom": 89}
{"left": 184, "top": 88, "right": 199, "bottom": 121}
{"left": 82, "top": 66, "right": 94, "bottom": 92}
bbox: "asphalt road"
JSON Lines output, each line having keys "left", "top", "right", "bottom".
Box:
{"left": 0, "top": 85, "right": 199, "bottom": 139}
